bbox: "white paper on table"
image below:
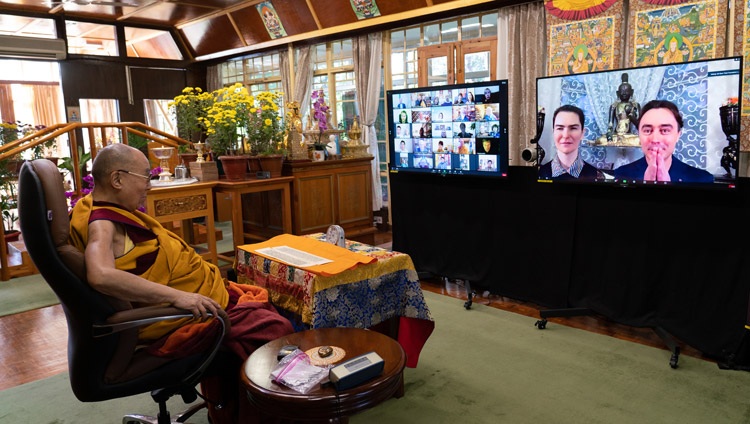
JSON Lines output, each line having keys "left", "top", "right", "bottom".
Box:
{"left": 256, "top": 246, "right": 332, "bottom": 267}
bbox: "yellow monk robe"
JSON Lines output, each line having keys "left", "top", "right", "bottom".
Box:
{"left": 69, "top": 195, "right": 229, "bottom": 341}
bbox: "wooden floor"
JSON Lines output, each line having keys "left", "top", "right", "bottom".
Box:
{"left": 0, "top": 230, "right": 711, "bottom": 393}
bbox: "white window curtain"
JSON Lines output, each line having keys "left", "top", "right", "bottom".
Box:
{"left": 352, "top": 32, "right": 383, "bottom": 211}
{"left": 0, "top": 84, "right": 14, "bottom": 124}
{"left": 281, "top": 46, "right": 313, "bottom": 114}
{"left": 31, "top": 85, "right": 64, "bottom": 126}
{"left": 499, "top": 2, "right": 546, "bottom": 166}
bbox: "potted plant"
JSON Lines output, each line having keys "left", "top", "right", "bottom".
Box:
{"left": 169, "top": 87, "right": 213, "bottom": 143}
{"left": 204, "top": 83, "right": 255, "bottom": 179}
{"left": 13, "top": 123, "right": 58, "bottom": 162}
{"left": 1, "top": 180, "right": 19, "bottom": 242}
{"left": 246, "top": 90, "right": 286, "bottom": 177}
{"left": 0, "top": 122, "right": 23, "bottom": 175}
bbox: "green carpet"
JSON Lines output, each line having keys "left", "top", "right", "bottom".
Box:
{"left": 0, "top": 273, "right": 58, "bottom": 317}
{"left": 2, "top": 291, "right": 750, "bottom": 423}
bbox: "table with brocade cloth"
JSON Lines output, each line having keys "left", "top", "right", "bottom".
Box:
{"left": 234, "top": 233, "right": 434, "bottom": 367}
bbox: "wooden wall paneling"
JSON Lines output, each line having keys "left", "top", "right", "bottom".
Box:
{"left": 127, "top": 2, "right": 226, "bottom": 26}
{"left": 130, "top": 67, "right": 188, "bottom": 101}
{"left": 232, "top": 7, "right": 274, "bottom": 45}
{"left": 180, "top": 14, "right": 245, "bottom": 58}
{"left": 129, "top": 67, "right": 189, "bottom": 123}
{"left": 60, "top": 59, "right": 129, "bottom": 102}
{"left": 308, "top": 0, "right": 359, "bottom": 28}
{"left": 270, "top": 0, "right": 320, "bottom": 33}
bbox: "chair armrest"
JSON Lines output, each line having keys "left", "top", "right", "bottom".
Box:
{"left": 92, "top": 306, "right": 227, "bottom": 338}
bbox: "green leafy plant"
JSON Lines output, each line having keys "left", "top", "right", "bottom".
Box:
{"left": 58, "top": 145, "right": 92, "bottom": 180}
{"left": 246, "top": 90, "right": 286, "bottom": 156}
{"left": 126, "top": 132, "right": 150, "bottom": 154}
{"left": 1, "top": 181, "right": 18, "bottom": 233}
{"left": 203, "top": 83, "right": 254, "bottom": 156}
{"left": 168, "top": 87, "right": 213, "bottom": 142}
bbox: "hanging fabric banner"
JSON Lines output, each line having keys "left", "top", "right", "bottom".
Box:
{"left": 739, "top": 0, "right": 750, "bottom": 120}
{"left": 257, "top": 1, "right": 287, "bottom": 39}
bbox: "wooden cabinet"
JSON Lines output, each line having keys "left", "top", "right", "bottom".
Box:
{"left": 283, "top": 157, "right": 376, "bottom": 244}
{"left": 145, "top": 181, "right": 218, "bottom": 264}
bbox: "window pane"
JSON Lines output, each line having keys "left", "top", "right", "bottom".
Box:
{"left": 481, "top": 13, "right": 498, "bottom": 37}
{"left": 427, "top": 56, "right": 448, "bottom": 86}
{"left": 66, "top": 21, "right": 117, "bottom": 56}
{"left": 0, "top": 60, "right": 59, "bottom": 81}
{"left": 391, "top": 30, "right": 404, "bottom": 47}
{"left": 441, "top": 21, "right": 458, "bottom": 43}
{"left": 461, "top": 17, "right": 480, "bottom": 40}
{"left": 424, "top": 24, "right": 439, "bottom": 46}
{"left": 334, "top": 39, "right": 353, "bottom": 68}
{"left": 391, "top": 52, "right": 404, "bottom": 74}
{"left": 124, "top": 27, "right": 182, "bottom": 60}
{"left": 335, "top": 71, "right": 356, "bottom": 129}
{"left": 0, "top": 15, "right": 57, "bottom": 38}
{"left": 404, "top": 27, "right": 421, "bottom": 49}
{"left": 143, "top": 99, "right": 175, "bottom": 135}
{"left": 464, "top": 51, "right": 491, "bottom": 83}
{"left": 313, "top": 43, "right": 327, "bottom": 70}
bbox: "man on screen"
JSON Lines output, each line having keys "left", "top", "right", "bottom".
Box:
{"left": 538, "top": 105, "right": 599, "bottom": 180}
{"left": 613, "top": 99, "right": 713, "bottom": 183}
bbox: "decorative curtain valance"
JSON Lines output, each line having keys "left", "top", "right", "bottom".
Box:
{"left": 545, "top": 0, "right": 619, "bottom": 20}
{"left": 640, "top": 0, "right": 694, "bottom": 5}
{"left": 545, "top": 1, "right": 626, "bottom": 75}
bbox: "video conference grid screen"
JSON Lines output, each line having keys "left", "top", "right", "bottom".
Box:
{"left": 388, "top": 81, "right": 509, "bottom": 178}
{"left": 536, "top": 56, "right": 742, "bottom": 190}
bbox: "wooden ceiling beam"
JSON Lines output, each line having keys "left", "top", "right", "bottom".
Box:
{"left": 305, "top": 0, "right": 322, "bottom": 30}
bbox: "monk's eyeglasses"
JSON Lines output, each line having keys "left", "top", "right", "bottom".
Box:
{"left": 117, "top": 169, "right": 151, "bottom": 181}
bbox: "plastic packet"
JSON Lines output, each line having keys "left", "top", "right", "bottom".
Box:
{"left": 270, "top": 349, "right": 330, "bottom": 394}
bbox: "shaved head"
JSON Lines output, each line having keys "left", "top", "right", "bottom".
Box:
{"left": 92, "top": 144, "right": 144, "bottom": 186}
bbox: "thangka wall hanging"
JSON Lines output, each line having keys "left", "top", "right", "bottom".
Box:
{"left": 350, "top": 0, "right": 381, "bottom": 19}
{"left": 731, "top": 0, "right": 750, "bottom": 150}
{"left": 257, "top": 1, "right": 287, "bottom": 39}
{"left": 629, "top": 0, "right": 727, "bottom": 67}
{"left": 545, "top": 0, "right": 626, "bottom": 76}
{"left": 736, "top": 0, "right": 750, "bottom": 120}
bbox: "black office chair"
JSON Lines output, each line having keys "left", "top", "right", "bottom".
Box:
{"left": 18, "top": 159, "right": 229, "bottom": 424}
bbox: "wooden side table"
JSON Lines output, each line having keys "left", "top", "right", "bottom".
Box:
{"left": 242, "top": 327, "right": 405, "bottom": 423}
{"left": 145, "top": 181, "right": 218, "bottom": 264}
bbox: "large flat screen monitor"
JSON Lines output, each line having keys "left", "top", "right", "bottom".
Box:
{"left": 535, "top": 56, "right": 742, "bottom": 190}
{"left": 387, "top": 80, "right": 509, "bottom": 178}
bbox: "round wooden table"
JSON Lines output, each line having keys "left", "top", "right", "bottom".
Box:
{"left": 241, "top": 327, "right": 406, "bottom": 423}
